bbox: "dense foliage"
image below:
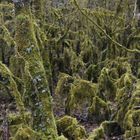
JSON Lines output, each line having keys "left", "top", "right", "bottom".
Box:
{"left": 0, "top": 0, "right": 140, "bottom": 140}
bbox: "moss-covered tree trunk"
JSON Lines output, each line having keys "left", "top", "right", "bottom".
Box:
{"left": 13, "top": 0, "right": 57, "bottom": 139}
{"left": 137, "top": 0, "right": 140, "bottom": 26}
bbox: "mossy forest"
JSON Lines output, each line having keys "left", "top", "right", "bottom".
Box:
{"left": 0, "top": 0, "right": 140, "bottom": 139}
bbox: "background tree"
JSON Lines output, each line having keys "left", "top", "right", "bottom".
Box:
{"left": 0, "top": 0, "right": 140, "bottom": 140}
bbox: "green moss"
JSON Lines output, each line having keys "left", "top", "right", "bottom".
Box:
{"left": 115, "top": 90, "right": 131, "bottom": 128}
{"left": 131, "top": 127, "right": 140, "bottom": 139}
{"left": 0, "top": 25, "right": 15, "bottom": 46}
{"left": 55, "top": 73, "right": 74, "bottom": 96}
{"left": 124, "top": 110, "right": 140, "bottom": 131}
{"left": 138, "top": 67, "right": 140, "bottom": 78}
{"left": 9, "top": 124, "right": 22, "bottom": 138}
{"left": 124, "top": 130, "right": 131, "bottom": 139}
{"left": 57, "top": 135, "right": 68, "bottom": 140}
{"left": 70, "top": 79, "right": 97, "bottom": 101}
{"left": 123, "top": 110, "right": 133, "bottom": 130}
{"left": 109, "top": 68, "right": 119, "bottom": 80}
{"left": 85, "top": 64, "right": 99, "bottom": 82}
{"left": 117, "top": 73, "right": 136, "bottom": 89}
{"left": 57, "top": 116, "right": 86, "bottom": 140}
{"left": 102, "top": 121, "right": 123, "bottom": 137}
{"left": 70, "top": 52, "right": 85, "bottom": 77}
{"left": 14, "top": 4, "right": 58, "bottom": 138}
{"left": 32, "top": 0, "right": 46, "bottom": 26}
{"left": 0, "top": 3, "right": 14, "bottom": 21}
{"left": 88, "top": 121, "right": 123, "bottom": 139}
{"left": 88, "top": 96, "right": 110, "bottom": 123}
{"left": 88, "top": 125, "right": 105, "bottom": 140}
{"left": 1, "top": 1, "right": 139, "bottom": 140}
{"left": 115, "top": 78, "right": 140, "bottom": 139}
{"left": 98, "top": 68, "right": 117, "bottom": 101}
{"left": 8, "top": 112, "right": 32, "bottom": 126}
{"left": 66, "top": 79, "right": 97, "bottom": 114}
{"left": 80, "top": 39, "right": 98, "bottom": 64}
{"left": 68, "top": 125, "right": 86, "bottom": 140}
{"left": 0, "top": 5, "right": 15, "bottom": 81}
{"left": 0, "top": 128, "right": 2, "bottom": 139}
{"left": 57, "top": 116, "right": 77, "bottom": 131}
{"left": 115, "top": 72, "right": 137, "bottom": 127}
{"left": 127, "top": 80, "right": 140, "bottom": 110}
{"left": 124, "top": 127, "right": 140, "bottom": 140}
{"left": 0, "top": 62, "right": 25, "bottom": 116}
{"left": 11, "top": 125, "right": 46, "bottom": 140}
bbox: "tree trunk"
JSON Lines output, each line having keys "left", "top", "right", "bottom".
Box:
{"left": 14, "top": 0, "right": 58, "bottom": 139}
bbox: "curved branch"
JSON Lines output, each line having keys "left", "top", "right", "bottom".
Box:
{"left": 73, "top": 0, "right": 140, "bottom": 53}
{"left": 0, "top": 61, "right": 25, "bottom": 115}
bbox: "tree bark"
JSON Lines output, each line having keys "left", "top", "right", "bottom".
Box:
{"left": 14, "top": 0, "right": 58, "bottom": 139}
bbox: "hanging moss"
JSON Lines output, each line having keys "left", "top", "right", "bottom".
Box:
{"left": 98, "top": 67, "right": 117, "bottom": 101}
{"left": 1, "top": 0, "right": 140, "bottom": 139}
{"left": 88, "top": 96, "right": 110, "bottom": 123}
{"left": 7, "top": 111, "right": 56, "bottom": 140}
{"left": 88, "top": 125, "right": 105, "bottom": 140}
{"left": 55, "top": 73, "right": 74, "bottom": 96}
{"left": 117, "top": 62, "right": 132, "bottom": 77}
{"left": 115, "top": 88, "right": 131, "bottom": 127}
{"left": 108, "top": 68, "right": 119, "bottom": 80}
{"left": 0, "top": 61, "right": 25, "bottom": 116}
{"left": 63, "top": 48, "right": 72, "bottom": 74}
{"left": 122, "top": 80, "right": 140, "bottom": 139}
{"left": 114, "top": 72, "right": 137, "bottom": 128}
{"left": 56, "top": 115, "right": 86, "bottom": 140}
{"left": 31, "top": 0, "right": 46, "bottom": 26}
{"left": 0, "top": 24, "right": 15, "bottom": 67}
{"left": 70, "top": 79, "right": 97, "bottom": 103}
{"left": 102, "top": 121, "right": 124, "bottom": 137}
{"left": 80, "top": 37, "right": 98, "bottom": 64}
{"left": 0, "top": 3, "right": 14, "bottom": 22}
{"left": 69, "top": 48, "right": 85, "bottom": 77}
{"left": 85, "top": 64, "right": 99, "bottom": 82}
{"left": 66, "top": 79, "right": 97, "bottom": 114}
{"left": 88, "top": 121, "right": 123, "bottom": 140}
{"left": 117, "top": 72, "right": 136, "bottom": 89}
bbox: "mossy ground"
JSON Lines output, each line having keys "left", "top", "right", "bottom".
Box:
{"left": 0, "top": 0, "right": 140, "bottom": 140}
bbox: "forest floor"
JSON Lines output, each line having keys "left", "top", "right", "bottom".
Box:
{"left": 0, "top": 92, "right": 124, "bottom": 140}
{"left": 53, "top": 94, "right": 98, "bottom": 133}
{"left": 53, "top": 94, "right": 124, "bottom": 140}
